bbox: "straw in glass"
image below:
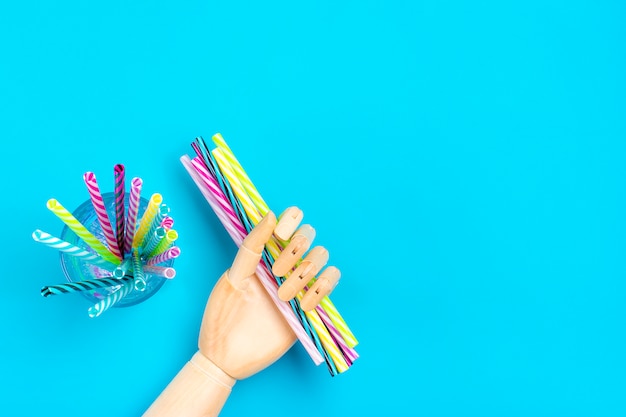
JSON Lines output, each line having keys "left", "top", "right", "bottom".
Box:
{"left": 46, "top": 199, "right": 121, "bottom": 265}
{"left": 83, "top": 172, "right": 122, "bottom": 260}
{"left": 42, "top": 276, "right": 133, "bottom": 297}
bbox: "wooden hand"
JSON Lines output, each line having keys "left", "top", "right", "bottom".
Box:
{"left": 144, "top": 208, "right": 340, "bottom": 416}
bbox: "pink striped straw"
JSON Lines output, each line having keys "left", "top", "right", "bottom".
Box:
{"left": 124, "top": 177, "right": 143, "bottom": 255}
{"left": 160, "top": 216, "right": 174, "bottom": 230}
{"left": 190, "top": 157, "right": 248, "bottom": 236}
{"left": 83, "top": 172, "right": 122, "bottom": 260}
{"left": 145, "top": 246, "right": 181, "bottom": 265}
{"left": 181, "top": 155, "right": 324, "bottom": 365}
{"left": 114, "top": 164, "right": 126, "bottom": 256}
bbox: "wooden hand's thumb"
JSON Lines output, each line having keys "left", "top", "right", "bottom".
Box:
{"left": 228, "top": 212, "right": 276, "bottom": 289}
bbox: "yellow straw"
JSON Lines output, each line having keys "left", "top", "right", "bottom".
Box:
{"left": 211, "top": 133, "right": 268, "bottom": 214}
{"left": 133, "top": 193, "right": 163, "bottom": 248}
{"left": 211, "top": 136, "right": 358, "bottom": 348}
{"left": 46, "top": 199, "right": 121, "bottom": 265}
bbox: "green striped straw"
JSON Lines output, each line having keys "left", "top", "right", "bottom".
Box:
{"left": 46, "top": 199, "right": 121, "bottom": 265}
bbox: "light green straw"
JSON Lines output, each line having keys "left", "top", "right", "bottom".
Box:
{"left": 47, "top": 199, "right": 121, "bottom": 265}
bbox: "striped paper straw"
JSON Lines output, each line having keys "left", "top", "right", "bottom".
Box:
{"left": 47, "top": 199, "right": 121, "bottom": 265}
{"left": 145, "top": 246, "right": 180, "bottom": 265}
{"left": 83, "top": 172, "right": 122, "bottom": 260}
{"left": 131, "top": 248, "right": 146, "bottom": 291}
{"left": 124, "top": 177, "right": 143, "bottom": 254}
{"left": 32, "top": 229, "right": 114, "bottom": 268}
{"left": 42, "top": 276, "right": 132, "bottom": 297}
{"left": 181, "top": 155, "right": 324, "bottom": 365}
{"left": 114, "top": 164, "right": 126, "bottom": 255}
{"left": 88, "top": 279, "right": 134, "bottom": 318}
{"left": 133, "top": 193, "right": 163, "bottom": 248}
{"left": 149, "top": 229, "right": 178, "bottom": 257}
{"left": 143, "top": 265, "right": 176, "bottom": 279}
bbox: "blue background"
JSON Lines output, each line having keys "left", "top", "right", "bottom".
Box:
{"left": 1, "top": 1, "right": 625, "bottom": 416}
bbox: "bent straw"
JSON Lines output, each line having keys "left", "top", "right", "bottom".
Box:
{"left": 212, "top": 135, "right": 359, "bottom": 349}
{"left": 32, "top": 229, "right": 116, "bottom": 269}
{"left": 42, "top": 276, "right": 133, "bottom": 297}
{"left": 83, "top": 172, "right": 122, "bottom": 260}
{"left": 181, "top": 155, "right": 324, "bottom": 365}
{"left": 47, "top": 199, "right": 121, "bottom": 265}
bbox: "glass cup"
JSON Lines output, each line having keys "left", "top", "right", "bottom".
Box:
{"left": 60, "top": 192, "right": 172, "bottom": 307}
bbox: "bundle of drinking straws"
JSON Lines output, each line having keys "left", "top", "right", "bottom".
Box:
{"left": 34, "top": 165, "right": 180, "bottom": 317}
{"left": 181, "top": 134, "right": 358, "bottom": 376}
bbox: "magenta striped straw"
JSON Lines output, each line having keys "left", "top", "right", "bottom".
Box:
{"left": 83, "top": 172, "right": 122, "bottom": 261}
{"left": 123, "top": 177, "right": 143, "bottom": 255}
{"left": 160, "top": 216, "right": 174, "bottom": 230}
{"left": 114, "top": 164, "right": 126, "bottom": 256}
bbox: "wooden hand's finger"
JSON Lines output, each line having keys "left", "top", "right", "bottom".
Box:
{"left": 228, "top": 211, "right": 276, "bottom": 289}
{"left": 274, "top": 207, "right": 303, "bottom": 241}
{"left": 277, "top": 246, "right": 329, "bottom": 301}
{"left": 300, "top": 266, "right": 341, "bottom": 311}
{"left": 272, "top": 225, "right": 315, "bottom": 277}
